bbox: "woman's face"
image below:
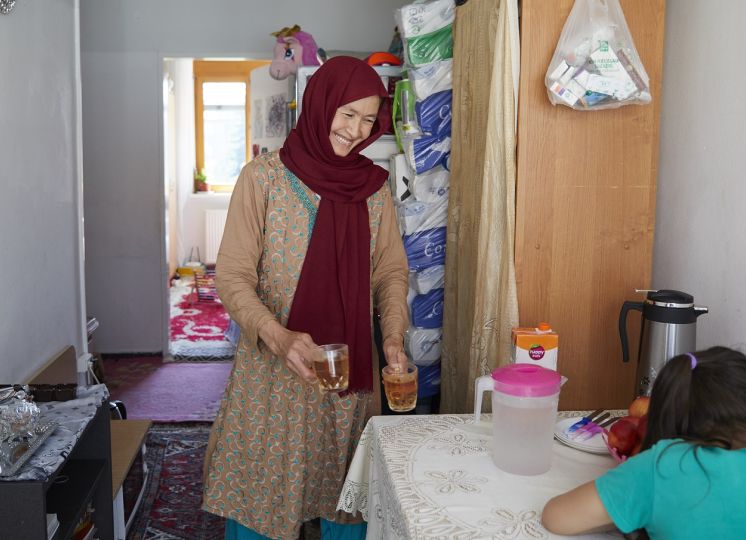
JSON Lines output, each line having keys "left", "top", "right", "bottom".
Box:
{"left": 328, "top": 95, "right": 381, "bottom": 157}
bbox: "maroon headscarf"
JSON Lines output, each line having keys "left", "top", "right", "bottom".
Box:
{"left": 280, "top": 56, "right": 391, "bottom": 393}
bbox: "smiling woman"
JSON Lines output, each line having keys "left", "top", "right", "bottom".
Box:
{"left": 329, "top": 96, "right": 381, "bottom": 157}
{"left": 202, "top": 57, "right": 409, "bottom": 540}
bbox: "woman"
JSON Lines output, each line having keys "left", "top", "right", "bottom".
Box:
{"left": 202, "top": 56, "right": 410, "bottom": 540}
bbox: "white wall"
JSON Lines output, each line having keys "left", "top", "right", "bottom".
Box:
{"left": 80, "top": 0, "right": 406, "bottom": 353}
{"left": 0, "top": 0, "right": 86, "bottom": 381}
{"left": 654, "top": 0, "right": 746, "bottom": 351}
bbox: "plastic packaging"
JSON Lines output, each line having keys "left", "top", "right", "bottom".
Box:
{"left": 409, "top": 59, "right": 453, "bottom": 100}
{"left": 405, "top": 326, "right": 442, "bottom": 366}
{"left": 415, "top": 89, "right": 452, "bottom": 137}
{"left": 410, "top": 288, "right": 444, "bottom": 329}
{"left": 395, "top": 0, "right": 456, "bottom": 39}
{"left": 545, "top": 0, "right": 650, "bottom": 110}
{"left": 417, "top": 362, "right": 441, "bottom": 398}
{"left": 404, "top": 24, "right": 454, "bottom": 67}
{"left": 412, "top": 166, "right": 449, "bottom": 202}
{"left": 396, "top": 196, "right": 448, "bottom": 235}
{"left": 410, "top": 265, "right": 445, "bottom": 295}
{"left": 402, "top": 227, "right": 446, "bottom": 271}
{"left": 405, "top": 133, "right": 451, "bottom": 174}
{"left": 389, "top": 153, "right": 414, "bottom": 202}
{"left": 392, "top": 79, "right": 421, "bottom": 152}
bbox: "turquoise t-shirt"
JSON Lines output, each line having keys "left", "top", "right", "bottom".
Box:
{"left": 595, "top": 439, "right": 746, "bottom": 539}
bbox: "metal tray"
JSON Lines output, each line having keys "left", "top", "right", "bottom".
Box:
{"left": 0, "top": 421, "right": 57, "bottom": 477}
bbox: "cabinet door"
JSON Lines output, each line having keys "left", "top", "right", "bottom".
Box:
{"left": 515, "top": 0, "right": 666, "bottom": 409}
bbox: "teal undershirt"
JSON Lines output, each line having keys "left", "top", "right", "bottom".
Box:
{"left": 225, "top": 518, "right": 367, "bottom": 540}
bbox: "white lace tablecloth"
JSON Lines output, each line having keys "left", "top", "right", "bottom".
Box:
{"left": 337, "top": 413, "right": 623, "bottom": 540}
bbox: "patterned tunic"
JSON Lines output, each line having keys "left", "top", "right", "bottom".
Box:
{"left": 202, "top": 152, "right": 409, "bottom": 540}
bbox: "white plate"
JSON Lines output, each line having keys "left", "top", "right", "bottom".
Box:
{"left": 554, "top": 416, "right": 610, "bottom": 455}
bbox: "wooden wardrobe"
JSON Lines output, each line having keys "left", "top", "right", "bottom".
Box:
{"left": 514, "top": 0, "right": 666, "bottom": 409}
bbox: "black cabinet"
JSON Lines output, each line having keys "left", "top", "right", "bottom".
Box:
{"left": 0, "top": 400, "right": 113, "bottom": 539}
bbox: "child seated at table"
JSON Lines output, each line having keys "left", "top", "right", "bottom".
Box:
{"left": 541, "top": 346, "right": 746, "bottom": 539}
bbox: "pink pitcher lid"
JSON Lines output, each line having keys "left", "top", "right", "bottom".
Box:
{"left": 491, "top": 363, "right": 561, "bottom": 397}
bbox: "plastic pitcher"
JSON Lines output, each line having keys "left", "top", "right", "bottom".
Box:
{"left": 474, "top": 364, "right": 565, "bottom": 475}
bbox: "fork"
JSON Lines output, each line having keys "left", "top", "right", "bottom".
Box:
{"left": 573, "top": 416, "right": 618, "bottom": 442}
{"left": 565, "top": 409, "right": 605, "bottom": 435}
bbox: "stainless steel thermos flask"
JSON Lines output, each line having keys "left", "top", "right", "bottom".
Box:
{"left": 619, "top": 289, "right": 708, "bottom": 396}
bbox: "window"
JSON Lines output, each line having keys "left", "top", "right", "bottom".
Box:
{"left": 194, "top": 60, "right": 269, "bottom": 192}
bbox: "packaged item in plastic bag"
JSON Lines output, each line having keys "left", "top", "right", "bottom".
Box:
{"left": 410, "top": 287, "right": 444, "bottom": 329}
{"left": 389, "top": 153, "right": 414, "bottom": 202}
{"left": 405, "top": 133, "right": 451, "bottom": 174}
{"left": 410, "top": 265, "right": 445, "bottom": 295}
{"left": 545, "top": 0, "right": 650, "bottom": 110}
{"left": 405, "top": 326, "right": 442, "bottom": 366}
{"left": 412, "top": 166, "right": 449, "bottom": 202}
{"left": 415, "top": 89, "right": 452, "bottom": 137}
{"left": 396, "top": 196, "right": 448, "bottom": 236}
{"left": 404, "top": 24, "right": 453, "bottom": 67}
{"left": 392, "top": 79, "right": 421, "bottom": 152}
{"left": 395, "top": 0, "right": 456, "bottom": 39}
{"left": 403, "top": 227, "right": 446, "bottom": 271}
{"left": 417, "top": 361, "right": 441, "bottom": 397}
{"left": 409, "top": 59, "right": 453, "bottom": 101}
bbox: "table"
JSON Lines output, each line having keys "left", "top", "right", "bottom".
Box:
{"left": 0, "top": 385, "right": 113, "bottom": 539}
{"left": 337, "top": 413, "right": 623, "bottom": 540}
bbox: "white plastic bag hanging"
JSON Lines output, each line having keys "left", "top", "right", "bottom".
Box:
{"left": 545, "top": 0, "right": 650, "bottom": 110}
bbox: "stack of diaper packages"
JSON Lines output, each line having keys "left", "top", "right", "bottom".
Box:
{"left": 389, "top": 0, "right": 455, "bottom": 411}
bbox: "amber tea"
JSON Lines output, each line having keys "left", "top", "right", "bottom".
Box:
{"left": 382, "top": 362, "right": 418, "bottom": 412}
{"left": 312, "top": 344, "right": 349, "bottom": 393}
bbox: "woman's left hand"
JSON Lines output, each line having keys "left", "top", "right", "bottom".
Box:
{"left": 382, "top": 334, "right": 408, "bottom": 369}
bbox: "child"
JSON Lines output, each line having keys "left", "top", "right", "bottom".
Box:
{"left": 542, "top": 346, "right": 746, "bottom": 539}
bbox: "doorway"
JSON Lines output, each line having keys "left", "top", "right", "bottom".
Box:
{"left": 160, "top": 56, "right": 288, "bottom": 359}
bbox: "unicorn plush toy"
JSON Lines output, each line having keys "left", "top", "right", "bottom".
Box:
{"left": 269, "top": 25, "right": 321, "bottom": 80}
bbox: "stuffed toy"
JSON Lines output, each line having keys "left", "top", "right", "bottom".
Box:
{"left": 269, "top": 25, "right": 321, "bottom": 80}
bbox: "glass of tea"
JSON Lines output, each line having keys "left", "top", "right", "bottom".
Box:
{"left": 382, "top": 362, "right": 418, "bottom": 412}
{"left": 312, "top": 344, "right": 349, "bottom": 393}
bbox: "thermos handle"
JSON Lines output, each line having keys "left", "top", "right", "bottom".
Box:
{"left": 473, "top": 375, "right": 494, "bottom": 424}
{"left": 619, "top": 301, "right": 645, "bottom": 363}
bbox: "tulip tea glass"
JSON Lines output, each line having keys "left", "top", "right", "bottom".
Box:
{"left": 312, "top": 344, "right": 349, "bottom": 393}
{"left": 382, "top": 362, "right": 418, "bottom": 412}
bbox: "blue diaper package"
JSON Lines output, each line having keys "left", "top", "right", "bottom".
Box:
{"left": 406, "top": 134, "right": 451, "bottom": 174}
{"left": 411, "top": 288, "right": 444, "bottom": 329}
{"left": 402, "top": 227, "right": 446, "bottom": 271}
{"left": 415, "top": 90, "right": 452, "bottom": 137}
{"left": 417, "top": 362, "right": 441, "bottom": 398}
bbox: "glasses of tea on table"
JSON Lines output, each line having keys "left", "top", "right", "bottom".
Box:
{"left": 312, "top": 344, "right": 349, "bottom": 393}
{"left": 382, "top": 362, "right": 418, "bottom": 412}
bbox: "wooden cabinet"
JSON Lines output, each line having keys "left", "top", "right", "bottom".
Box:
{"left": 515, "top": 0, "right": 666, "bottom": 409}
{"left": 0, "top": 400, "right": 113, "bottom": 540}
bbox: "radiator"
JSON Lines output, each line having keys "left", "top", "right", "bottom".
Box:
{"left": 204, "top": 209, "right": 228, "bottom": 264}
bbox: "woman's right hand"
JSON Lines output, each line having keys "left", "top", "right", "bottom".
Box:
{"left": 258, "top": 320, "right": 318, "bottom": 383}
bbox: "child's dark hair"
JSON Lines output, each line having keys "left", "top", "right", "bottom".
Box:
{"left": 642, "top": 346, "right": 746, "bottom": 451}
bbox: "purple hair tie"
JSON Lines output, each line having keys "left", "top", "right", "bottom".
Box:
{"left": 686, "top": 352, "right": 697, "bottom": 370}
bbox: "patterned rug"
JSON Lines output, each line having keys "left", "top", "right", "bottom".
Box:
{"left": 128, "top": 424, "right": 322, "bottom": 540}
{"left": 127, "top": 423, "right": 225, "bottom": 539}
{"left": 169, "top": 284, "right": 235, "bottom": 361}
{"left": 103, "top": 356, "right": 232, "bottom": 422}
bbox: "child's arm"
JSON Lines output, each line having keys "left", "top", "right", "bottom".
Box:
{"left": 541, "top": 480, "right": 616, "bottom": 535}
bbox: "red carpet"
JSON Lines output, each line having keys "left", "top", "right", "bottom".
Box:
{"left": 104, "top": 356, "right": 232, "bottom": 422}
{"left": 169, "top": 284, "right": 235, "bottom": 360}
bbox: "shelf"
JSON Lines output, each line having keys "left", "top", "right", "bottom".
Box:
{"left": 46, "top": 459, "right": 105, "bottom": 540}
